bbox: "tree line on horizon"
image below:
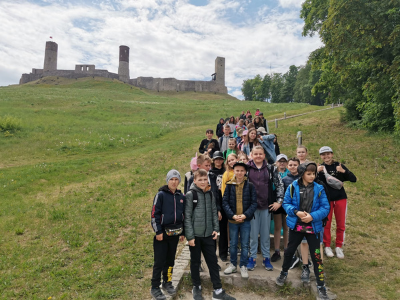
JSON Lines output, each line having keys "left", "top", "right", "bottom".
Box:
{"left": 242, "top": 0, "right": 400, "bottom": 135}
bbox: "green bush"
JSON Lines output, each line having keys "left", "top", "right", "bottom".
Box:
{"left": 0, "top": 115, "right": 22, "bottom": 132}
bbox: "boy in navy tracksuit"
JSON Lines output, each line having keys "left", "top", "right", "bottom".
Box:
{"left": 150, "top": 170, "right": 185, "bottom": 300}
{"left": 276, "top": 162, "right": 330, "bottom": 300}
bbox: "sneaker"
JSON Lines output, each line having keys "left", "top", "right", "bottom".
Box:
{"left": 271, "top": 251, "right": 281, "bottom": 262}
{"left": 289, "top": 255, "right": 300, "bottom": 269}
{"left": 150, "top": 287, "right": 166, "bottom": 300}
{"left": 317, "top": 285, "right": 330, "bottom": 300}
{"left": 275, "top": 271, "right": 287, "bottom": 286}
{"left": 192, "top": 286, "right": 203, "bottom": 300}
{"left": 161, "top": 282, "right": 176, "bottom": 296}
{"left": 240, "top": 265, "right": 249, "bottom": 279}
{"left": 246, "top": 257, "right": 257, "bottom": 271}
{"left": 263, "top": 257, "right": 273, "bottom": 271}
{"left": 223, "top": 263, "right": 237, "bottom": 274}
{"left": 325, "top": 247, "right": 334, "bottom": 258}
{"left": 335, "top": 247, "right": 344, "bottom": 259}
{"left": 212, "top": 289, "right": 236, "bottom": 300}
{"left": 300, "top": 265, "right": 310, "bottom": 283}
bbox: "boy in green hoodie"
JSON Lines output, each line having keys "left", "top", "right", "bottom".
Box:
{"left": 185, "top": 169, "right": 235, "bottom": 300}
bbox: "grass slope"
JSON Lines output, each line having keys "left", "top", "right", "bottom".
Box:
{"left": 0, "top": 77, "right": 399, "bottom": 299}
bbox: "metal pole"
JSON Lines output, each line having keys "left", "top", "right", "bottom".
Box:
{"left": 297, "top": 131, "right": 302, "bottom": 146}
{"left": 275, "top": 119, "right": 278, "bottom": 128}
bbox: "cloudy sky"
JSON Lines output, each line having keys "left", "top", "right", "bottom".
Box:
{"left": 0, "top": 0, "right": 322, "bottom": 98}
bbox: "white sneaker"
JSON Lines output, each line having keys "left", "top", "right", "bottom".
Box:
{"left": 240, "top": 266, "right": 248, "bottom": 279}
{"left": 224, "top": 263, "right": 237, "bottom": 274}
{"left": 325, "top": 247, "right": 334, "bottom": 258}
{"left": 335, "top": 247, "right": 344, "bottom": 259}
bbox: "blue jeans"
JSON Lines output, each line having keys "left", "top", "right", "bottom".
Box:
{"left": 250, "top": 209, "right": 271, "bottom": 259}
{"left": 229, "top": 221, "right": 251, "bottom": 267}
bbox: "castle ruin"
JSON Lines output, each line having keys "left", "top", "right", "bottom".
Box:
{"left": 20, "top": 41, "right": 228, "bottom": 94}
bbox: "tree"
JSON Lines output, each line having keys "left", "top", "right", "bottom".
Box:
{"left": 281, "top": 65, "right": 299, "bottom": 103}
{"left": 270, "top": 73, "right": 284, "bottom": 103}
{"left": 301, "top": 0, "right": 400, "bottom": 133}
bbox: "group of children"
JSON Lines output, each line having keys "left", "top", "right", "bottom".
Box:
{"left": 150, "top": 114, "right": 356, "bottom": 300}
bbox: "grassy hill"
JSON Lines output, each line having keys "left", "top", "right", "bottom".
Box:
{"left": 0, "top": 77, "right": 399, "bottom": 299}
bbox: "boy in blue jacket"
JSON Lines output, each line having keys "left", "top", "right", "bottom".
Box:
{"left": 150, "top": 170, "right": 185, "bottom": 300}
{"left": 276, "top": 162, "right": 330, "bottom": 300}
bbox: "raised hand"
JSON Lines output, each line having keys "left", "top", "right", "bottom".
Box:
{"left": 336, "top": 163, "right": 345, "bottom": 173}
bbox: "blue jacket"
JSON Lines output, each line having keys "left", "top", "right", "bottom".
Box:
{"left": 222, "top": 177, "right": 258, "bottom": 220}
{"left": 258, "top": 134, "right": 276, "bottom": 164}
{"left": 283, "top": 180, "right": 330, "bottom": 234}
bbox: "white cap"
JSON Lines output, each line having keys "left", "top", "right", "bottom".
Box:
{"left": 319, "top": 146, "right": 333, "bottom": 154}
{"left": 276, "top": 154, "right": 288, "bottom": 162}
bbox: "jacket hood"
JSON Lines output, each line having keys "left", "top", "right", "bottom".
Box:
{"left": 159, "top": 185, "right": 181, "bottom": 194}
{"left": 297, "top": 161, "right": 318, "bottom": 179}
{"left": 247, "top": 159, "right": 267, "bottom": 170}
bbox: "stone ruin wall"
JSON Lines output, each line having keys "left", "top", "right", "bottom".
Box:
{"left": 130, "top": 77, "right": 227, "bottom": 93}
{"left": 19, "top": 42, "right": 228, "bottom": 94}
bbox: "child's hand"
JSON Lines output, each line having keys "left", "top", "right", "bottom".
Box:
{"left": 301, "top": 212, "right": 313, "bottom": 223}
{"left": 296, "top": 211, "right": 307, "bottom": 218}
{"left": 179, "top": 236, "right": 185, "bottom": 242}
{"left": 212, "top": 231, "right": 218, "bottom": 240}
{"left": 238, "top": 214, "right": 246, "bottom": 222}
{"left": 317, "top": 164, "right": 324, "bottom": 172}
{"left": 156, "top": 233, "right": 163, "bottom": 241}
{"left": 336, "top": 164, "right": 345, "bottom": 173}
{"left": 269, "top": 202, "right": 282, "bottom": 211}
{"left": 218, "top": 211, "right": 222, "bottom": 221}
{"left": 188, "top": 239, "right": 195, "bottom": 247}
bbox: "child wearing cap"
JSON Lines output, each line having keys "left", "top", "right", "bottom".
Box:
{"left": 150, "top": 170, "right": 186, "bottom": 300}
{"left": 317, "top": 146, "right": 357, "bottom": 259}
{"left": 210, "top": 151, "right": 229, "bottom": 261}
{"left": 222, "top": 161, "right": 258, "bottom": 278}
{"left": 270, "top": 154, "right": 290, "bottom": 263}
{"left": 276, "top": 162, "right": 330, "bottom": 300}
{"left": 185, "top": 169, "right": 236, "bottom": 300}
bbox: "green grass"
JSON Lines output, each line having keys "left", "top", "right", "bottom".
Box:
{"left": 0, "top": 77, "right": 399, "bottom": 299}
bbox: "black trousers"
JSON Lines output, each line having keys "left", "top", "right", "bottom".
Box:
{"left": 282, "top": 230, "right": 325, "bottom": 286}
{"left": 151, "top": 233, "right": 179, "bottom": 288}
{"left": 190, "top": 236, "right": 222, "bottom": 290}
{"left": 218, "top": 210, "right": 229, "bottom": 258}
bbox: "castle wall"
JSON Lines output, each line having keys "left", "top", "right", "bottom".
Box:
{"left": 20, "top": 41, "right": 228, "bottom": 94}
{"left": 130, "top": 77, "right": 227, "bottom": 93}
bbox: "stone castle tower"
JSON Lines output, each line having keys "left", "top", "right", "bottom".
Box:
{"left": 215, "top": 57, "right": 225, "bottom": 87}
{"left": 43, "top": 41, "right": 58, "bottom": 72}
{"left": 118, "top": 45, "right": 130, "bottom": 83}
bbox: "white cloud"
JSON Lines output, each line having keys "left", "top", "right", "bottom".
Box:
{"left": 0, "top": 0, "right": 321, "bottom": 98}
{"left": 278, "top": 0, "right": 303, "bottom": 9}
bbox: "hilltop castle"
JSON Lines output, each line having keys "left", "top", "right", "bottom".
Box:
{"left": 19, "top": 41, "right": 228, "bottom": 94}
